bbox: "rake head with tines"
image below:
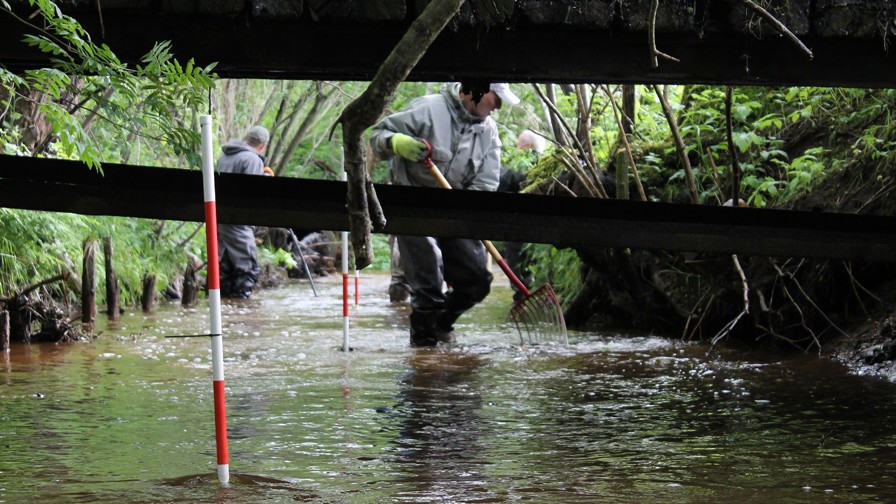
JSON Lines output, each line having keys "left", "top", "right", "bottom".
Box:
{"left": 509, "top": 283, "right": 568, "bottom": 346}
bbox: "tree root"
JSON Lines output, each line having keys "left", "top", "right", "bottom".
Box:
{"left": 567, "top": 244, "right": 890, "bottom": 354}
{"left": 1, "top": 272, "right": 88, "bottom": 343}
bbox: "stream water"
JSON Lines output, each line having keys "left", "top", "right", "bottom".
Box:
{"left": 2, "top": 272, "right": 895, "bottom": 503}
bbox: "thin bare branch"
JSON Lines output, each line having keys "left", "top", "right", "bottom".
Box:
{"left": 601, "top": 85, "right": 647, "bottom": 201}
{"left": 648, "top": 0, "right": 681, "bottom": 67}
{"left": 550, "top": 176, "right": 578, "bottom": 196}
{"left": 771, "top": 262, "right": 842, "bottom": 352}
{"left": 704, "top": 147, "right": 725, "bottom": 204}
{"left": 734, "top": 0, "right": 813, "bottom": 59}
{"left": 1, "top": 273, "right": 70, "bottom": 304}
{"left": 709, "top": 255, "right": 750, "bottom": 348}
{"left": 725, "top": 86, "right": 742, "bottom": 205}
{"left": 534, "top": 83, "right": 608, "bottom": 197}
{"left": 732, "top": 254, "right": 749, "bottom": 315}
{"left": 554, "top": 149, "right": 601, "bottom": 197}
{"left": 653, "top": 84, "right": 700, "bottom": 203}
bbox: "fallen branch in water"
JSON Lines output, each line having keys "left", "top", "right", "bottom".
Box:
{"left": 773, "top": 259, "right": 849, "bottom": 340}
{"left": 710, "top": 255, "right": 750, "bottom": 348}
{"left": 1, "top": 272, "right": 70, "bottom": 305}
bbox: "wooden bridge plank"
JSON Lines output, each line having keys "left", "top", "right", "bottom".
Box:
{"left": 1, "top": 155, "right": 895, "bottom": 262}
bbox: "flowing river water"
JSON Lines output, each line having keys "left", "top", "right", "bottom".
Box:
{"left": 2, "top": 272, "right": 896, "bottom": 503}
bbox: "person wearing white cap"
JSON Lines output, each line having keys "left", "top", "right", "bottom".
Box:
{"left": 490, "top": 82, "right": 521, "bottom": 106}
{"left": 215, "top": 125, "right": 270, "bottom": 299}
{"left": 370, "top": 79, "right": 520, "bottom": 346}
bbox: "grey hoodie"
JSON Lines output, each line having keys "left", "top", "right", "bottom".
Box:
{"left": 370, "top": 83, "right": 502, "bottom": 191}
{"left": 216, "top": 140, "right": 265, "bottom": 176}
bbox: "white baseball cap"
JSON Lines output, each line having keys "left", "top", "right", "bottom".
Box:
{"left": 490, "top": 83, "right": 520, "bottom": 106}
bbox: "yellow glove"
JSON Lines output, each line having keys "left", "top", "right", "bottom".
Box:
{"left": 391, "top": 133, "right": 428, "bottom": 161}
{"left": 262, "top": 166, "right": 275, "bottom": 176}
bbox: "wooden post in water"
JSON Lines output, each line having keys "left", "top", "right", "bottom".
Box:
{"left": 81, "top": 239, "right": 97, "bottom": 327}
{"left": 181, "top": 257, "right": 199, "bottom": 307}
{"left": 1, "top": 310, "right": 9, "bottom": 352}
{"left": 141, "top": 273, "right": 156, "bottom": 313}
{"left": 103, "top": 237, "right": 120, "bottom": 320}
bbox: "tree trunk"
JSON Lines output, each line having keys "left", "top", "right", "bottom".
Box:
{"left": 81, "top": 239, "right": 97, "bottom": 326}
{"left": 103, "top": 237, "right": 120, "bottom": 319}
{"left": 269, "top": 82, "right": 335, "bottom": 175}
{"left": 543, "top": 84, "right": 568, "bottom": 147}
{"left": 574, "top": 84, "right": 593, "bottom": 159}
{"left": 622, "top": 85, "right": 636, "bottom": 134}
{"left": 615, "top": 84, "right": 637, "bottom": 200}
{"left": 725, "top": 85, "right": 742, "bottom": 204}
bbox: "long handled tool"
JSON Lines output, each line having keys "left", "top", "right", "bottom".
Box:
{"left": 287, "top": 228, "right": 318, "bottom": 297}
{"left": 420, "top": 148, "right": 567, "bottom": 346}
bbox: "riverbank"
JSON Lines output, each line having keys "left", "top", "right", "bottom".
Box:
{"left": 825, "top": 279, "right": 896, "bottom": 382}
{"left": 796, "top": 146, "right": 896, "bottom": 383}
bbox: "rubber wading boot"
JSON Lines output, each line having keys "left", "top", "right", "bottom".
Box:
{"left": 434, "top": 310, "right": 464, "bottom": 344}
{"left": 433, "top": 328, "right": 457, "bottom": 345}
{"left": 388, "top": 283, "right": 411, "bottom": 303}
{"left": 409, "top": 309, "right": 440, "bottom": 347}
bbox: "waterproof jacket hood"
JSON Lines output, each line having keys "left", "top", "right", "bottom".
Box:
{"left": 217, "top": 140, "right": 265, "bottom": 176}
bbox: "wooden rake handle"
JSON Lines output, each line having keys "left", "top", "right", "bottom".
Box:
{"left": 421, "top": 153, "right": 532, "bottom": 298}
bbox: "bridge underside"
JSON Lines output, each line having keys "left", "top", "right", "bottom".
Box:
{"left": 1, "top": 1, "right": 895, "bottom": 87}
{"left": 2, "top": 155, "right": 894, "bottom": 262}
{"left": 2, "top": 2, "right": 896, "bottom": 263}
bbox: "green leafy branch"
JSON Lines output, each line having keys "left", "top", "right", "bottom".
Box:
{"left": 1, "top": 0, "right": 217, "bottom": 168}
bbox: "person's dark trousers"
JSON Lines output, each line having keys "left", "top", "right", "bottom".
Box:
{"left": 398, "top": 235, "right": 492, "bottom": 345}
{"left": 218, "top": 224, "right": 260, "bottom": 299}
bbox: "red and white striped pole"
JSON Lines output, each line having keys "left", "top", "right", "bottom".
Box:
{"left": 200, "top": 115, "right": 230, "bottom": 484}
{"left": 342, "top": 170, "right": 351, "bottom": 353}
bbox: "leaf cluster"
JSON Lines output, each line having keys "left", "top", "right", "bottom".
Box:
{"left": 1, "top": 0, "right": 216, "bottom": 169}
{"left": 641, "top": 86, "right": 896, "bottom": 208}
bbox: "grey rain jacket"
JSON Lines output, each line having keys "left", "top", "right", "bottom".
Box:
{"left": 215, "top": 140, "right": 265, "bottom": 293}
{"left": 370, "top": 82, "right": 502, "bottom": 191}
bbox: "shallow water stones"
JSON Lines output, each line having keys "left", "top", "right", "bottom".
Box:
{"left": 862, "top": 339, "right": 896, "bottom": 365}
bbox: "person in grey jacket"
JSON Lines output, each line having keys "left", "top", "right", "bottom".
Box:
{"left": 216, "top": 125, "right": 270, "bottom": 299}
{"left": 370, "top": 80, "right": 520, "bottom": 346}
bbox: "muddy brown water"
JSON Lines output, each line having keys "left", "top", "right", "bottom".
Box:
{"left": 1, "top": 272, "right": 895, "bottom": 503}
